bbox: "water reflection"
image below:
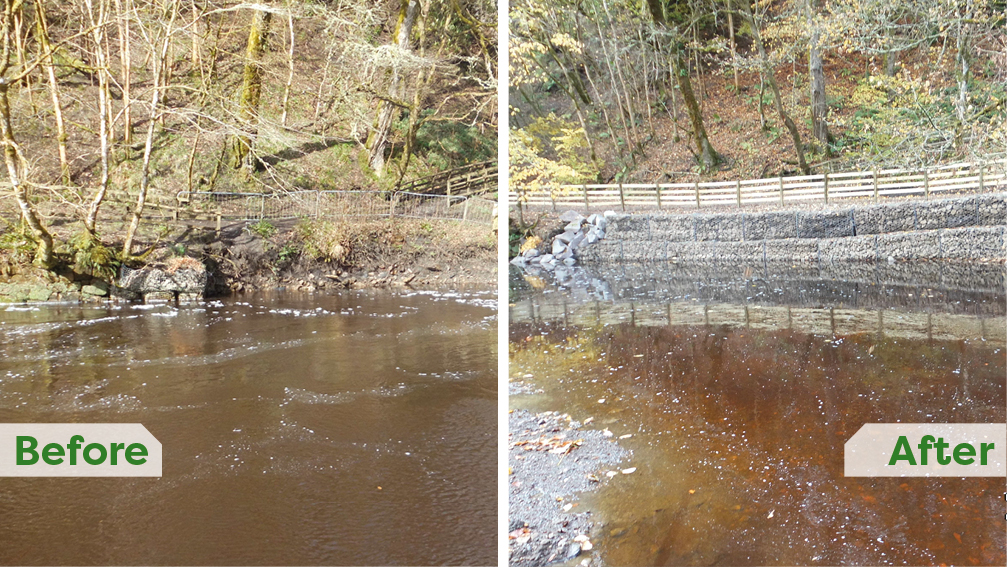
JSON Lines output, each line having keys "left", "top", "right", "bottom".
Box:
{"left": 0, "top": 290, "right": 497, "bottom": 565}
{"left": 510, "top": 263, "right": 1005, "bottom": 566}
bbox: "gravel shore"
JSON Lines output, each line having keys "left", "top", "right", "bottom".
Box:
{"left": 509, "top": 409, "right": 630, "bottom": 567}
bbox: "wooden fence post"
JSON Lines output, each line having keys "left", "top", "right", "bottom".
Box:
{"left": 736, "top": 179, "right": 742, "bottom": 207}
{"left": 389, "top": 192, "right": 397, "bottom": 218}
{"left": 463, "top": 199, "right": 469, "bottom": 222}
{"left": 551, "top": 192, "right": 557, "bottom": 212}
{"left": 259, "top": 196, "right": 265, "bottom": 219}
{"left": 873, "top": 170, "right": 879, "bottom": 202}
{"left": 315, "top": 191, "right": 321, "bottom": 218}
{"left": 695, "top": 181, "right": 701, "bottom": 209}
{"left": 823, "top": 173, "right": 829, "bottom": 204}
{"left": 582, "top": 184, "right": 589, "bottom": 211}
{"left": 979, "top": 160, "right": 985, "bottom": 191}
{"left": 619, "top": 183, "right": 626, "bottom": 211}
{"left": 656, "top": 184, "right": 663, "bottom": 210}
{"left": 779, "top": 176, "right": 785, "bottom": 206}
{"left": 924, "top": 169, "right": 930, "bottom": 199}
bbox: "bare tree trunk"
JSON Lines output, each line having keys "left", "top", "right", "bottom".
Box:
{"left": 34, "top": 0, "right": 70, "bottom": 184}
{"left": 637, "top": 29, "right": 654, "bottom": 135}
{"left": 954, "top": 0, "right": 972, "bottom": 128}
{"left": 366, "top": 0, "right": 419, "bottom": 176}
{"left": 742, "top": 1, "right": 809, "bottom": 174}
{"left": 114, "top": 0, "right": 133, "bottom": 146}
{"left": 727, "top": 3, "right": 738, "bottom": 92}
{"left": 806, "top": 0, "right": 830, "bottom": 154}
{"left": 190, "top": 0, "right": 201, "bottom": 69}
{"left": 124, "top": 2, "right": 176, "bottom": 256}
{"left": 280, "top": 0, "right": 294, "bottom": 126}
{"left": 601, "top": 0, "right": 639, "bottom": 154}
{"left": 12, "top": 1, "right": 33, "bottom": 112}
{"left": 583, "top": 61, "right": 623, "bottom": 160}
{"left": 667, "top": 58, "right": 681, "bottom": 141}
{"left": 883, "top": 49, "right": 898, "bottom": 76}
{"left": 84, "top": 0, "right": 112, "bottom": 234}
{"left": 593, "top": 16, "right": 634, "bottom": 156}
{"left": 230, "top": 7, "right": 271, "bottom": 171}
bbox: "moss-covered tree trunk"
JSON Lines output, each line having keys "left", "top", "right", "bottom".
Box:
{"left": 230, "top": 8, "right": 271, "bottom": 172}
{"left": 646, "top": 0, "right": 720, "bottom": 170}
{"left": 1, "top": 0, "right": 53, "bottom": 267}
{"left": 0, "top": 82, "right": 54, "bottom": 267}
{"left": 674, "top": 48, "right": 720, "bottom": 169}
{"left": 366, "top": 0, "right": 419, "bottom": 177}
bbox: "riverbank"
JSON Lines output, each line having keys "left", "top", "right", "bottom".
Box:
{"left": 0, "top": 218, "right": 496, "bottom": 302}
{"left": 512, "top": 193, "right": 1006, "bottom": 266}
{"left": 509, "top": 409, "right": 629, "bottom": 567}
{"left": 202, "top": 217, "right": 496, "bottom": 294}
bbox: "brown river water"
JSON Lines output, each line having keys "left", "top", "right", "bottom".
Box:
{"left": 0, "top": 290, "right": 497, "bottom": 565}
{"left": 511, "top": 264, "right": 1006, "bottom": 566}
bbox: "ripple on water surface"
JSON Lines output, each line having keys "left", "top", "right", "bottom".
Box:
{"left": 0, "top": 290, "right": 497, "bottom": 565}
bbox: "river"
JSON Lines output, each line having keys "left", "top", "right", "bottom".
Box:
{"left": 0, "top": 290, "right": 497, "bottom": 565}
{"left": 511, "top": 263, "right": 1006, "bottom": 566}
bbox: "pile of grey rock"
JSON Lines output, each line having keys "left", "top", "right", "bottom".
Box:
{"left": 511, "top": 210, "right": 614, "bottom": 271}
{"left": 116, "top": 265, "right": 208, "bottom": 301}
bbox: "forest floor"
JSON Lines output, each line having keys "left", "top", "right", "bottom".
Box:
{"left": 555, "top": 49, "right": 991, "bottom": 185}
{"left": 610, "top": 63, "right": 864, "bottom": 184}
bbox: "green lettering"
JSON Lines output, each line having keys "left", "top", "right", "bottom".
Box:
{"left": 889, "top": 436, "right": 917, "bottom": 466}
{"left": 67, "top": 435, "right": 83, "bottom": 466}
{"left": 42, "top": 443, "right": 64, "bottom": 465}
{"left": 953, "top": 443, "right": 976, "bottom": 465}
{"left": 83, "top": 443, "right": 107, "bottom": 465}
{"left": 936, "top": 437, "right": 951, "bottom": 465}
{"left": 917, "top": 435, "right": 934, "bottom": 466}
{"left": 16, "top": 436, "right": 38, "bottom": 465}
{"left": 125, "top": 443, "right": 147, "bottom": 465}
{"left": 981, "top": 443, "right": 994, "bottom": 465}
{"left": 111, "top": 442, "right": 125, "bottom": 466}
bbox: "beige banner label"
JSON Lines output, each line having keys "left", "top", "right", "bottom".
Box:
{"left": 0, "top": 423, "right": 161, "bottom": 477}
{"left": 845, "top": 423, "right": 1005, "bottom": 477}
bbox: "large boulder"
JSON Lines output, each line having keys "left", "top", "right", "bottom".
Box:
{"left": 117, "top": 265, "right": 207, "bottom": 301}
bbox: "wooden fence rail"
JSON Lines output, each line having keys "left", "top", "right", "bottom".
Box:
{"left": 396, "top": 160, "right": 498, "bottom": 196}
{"left": 510, "top": 158, "right": 1007, "bottom": 212}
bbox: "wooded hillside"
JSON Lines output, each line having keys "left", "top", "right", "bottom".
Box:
{"left": 1, "top": 0, "right": 496, "bottom": 266}
{"left": 510, "top": 0, "right": 1006, "bottom": 192}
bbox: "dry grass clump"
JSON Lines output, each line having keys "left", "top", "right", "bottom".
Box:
{"left": 165, "top": 256, "right": 206, "bottom": 273}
